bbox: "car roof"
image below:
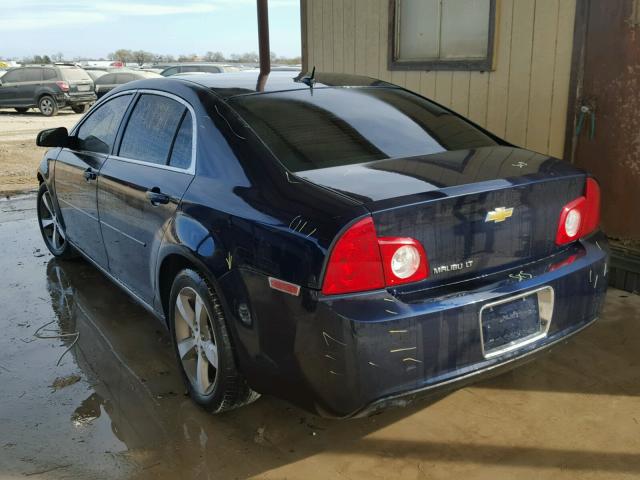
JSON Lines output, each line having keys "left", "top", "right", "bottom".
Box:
{"left": 170, "top": 70, "right": 395, "bottom": 100}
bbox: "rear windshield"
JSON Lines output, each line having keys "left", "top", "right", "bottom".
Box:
{"left": 61, "top": 68, "right": 92, "bottom": 82}
{"left": 229, "top": 87, "right": 498, "bottom": 172}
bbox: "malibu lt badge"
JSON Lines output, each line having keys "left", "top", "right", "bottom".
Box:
{"left": 433, "top": 259, "right": 474, "bottom": 275}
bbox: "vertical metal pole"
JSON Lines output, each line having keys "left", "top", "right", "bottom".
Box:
{"left": 257, "top": 0, "right": 270, "bottom": 91}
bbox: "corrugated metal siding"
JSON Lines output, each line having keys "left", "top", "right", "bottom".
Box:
{"left": 303, "top": 0, "right": 576, "bottom": 159}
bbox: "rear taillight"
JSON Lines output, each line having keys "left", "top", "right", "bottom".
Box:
{"left": 322, "top": 217, "right": 428, "bottom": 295}
{"left": 378, "top": 237, "right": 428, "bottom": 286}
{"left": 555, "top": 177, "right": 601, "bottom": 245}
{"left": 56, "top": 81, "right": 69, "bottom": 92}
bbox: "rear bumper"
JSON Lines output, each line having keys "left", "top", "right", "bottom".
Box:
{"left": 231, "top": 233, "right": 609, "bottom": 418}
{"left": 55, "top": 93, "right": 97, "bottom": 106}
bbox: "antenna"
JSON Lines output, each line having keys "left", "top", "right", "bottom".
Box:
{"left": 297, "top": 66, "right": 316, "bottom": 89}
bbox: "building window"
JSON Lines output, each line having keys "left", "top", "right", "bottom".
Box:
{"left": 389, "top": 0, "right": 496, "bottom": 71}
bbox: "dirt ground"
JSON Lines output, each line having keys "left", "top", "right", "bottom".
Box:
{"left": 0, "top": 194, "right": 639, "bottom": 480}
{"left": 0, "top": 109, "right": 80, "bottom": 196}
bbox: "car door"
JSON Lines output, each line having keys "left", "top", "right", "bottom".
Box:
{"left": 20, "top": 67, "right": 43, "bottom": 104}
{"left": 98, "top": 91, "right": 195, "bottom": 303}
{"left": 0, "top": 69, "right": 24, "bottom": 106}
{"left": 54, "top": 92, "right": 134, "bottom": 269}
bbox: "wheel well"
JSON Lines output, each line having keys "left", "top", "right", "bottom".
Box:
{"left": 38, "top": 92, "right": 54, "bottom": 103}
{"left": 158, "top": 253, "right": 197, "bottom": 324}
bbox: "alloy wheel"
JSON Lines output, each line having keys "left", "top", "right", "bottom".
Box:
{"left": 40, "top": 98, "right": 54, "bottom": 115}
{"left": 174, "top": 286, "right": 219, "bottom": 395}
{"left": 39, "top": 189, "right": 66, "bottom": 252}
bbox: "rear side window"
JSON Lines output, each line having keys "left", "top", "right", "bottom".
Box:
{"left": 162, "top": 67, "right": 178, "bottom": 76}
{"left": 230, "top": 88, "right": 498, "bottom": 172}
{"left": 97, "top": 73, "right": 116, "bottom": 84}
{"left": 22, "top": 68, "right": 42, "bottom": 82}
{"left": 76, "top": 94, "right": 132, "bottom": 154}
{"left": 61, "top": 68, "right": 92, "bottom": 82}
{"left": 43, "top": 69, "right": 57, "bottom": 81}
{"left": 119, "top": 94, "right": 188, "bottom": 166}
{"left": 168, "top": 113, "right": 193, "bottom": 169}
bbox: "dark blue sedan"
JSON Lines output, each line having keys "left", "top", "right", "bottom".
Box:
{"left": 35, "top": 71, "right": 608, "bottom": 417}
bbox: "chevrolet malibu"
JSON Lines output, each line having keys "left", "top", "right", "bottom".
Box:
{"left": 35, "top": 71, "right": 608, "bottom": 417}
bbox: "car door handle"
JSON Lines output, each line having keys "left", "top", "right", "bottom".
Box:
{"left": 83, "top": 168, "right": 97, "bottom": 182}
{"left": 146, "top": 188, "right": 170, "bottom": 206}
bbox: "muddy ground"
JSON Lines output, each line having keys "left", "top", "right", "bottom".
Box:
{"left": 0, "top": 194, "right": 639, "bottom": 479}
{"left": 0, "top": 109, "right": 80, "bottom": 196}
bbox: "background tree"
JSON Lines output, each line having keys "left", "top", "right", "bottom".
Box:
{"left": 132, "top": 50, "right": 153, "bottom": 66}
{"left": 51, "top": 52, "right": 64, "bottom": 62}
{"left": 177, "top": 53, "right": 199, "bottom": 62}
{"left": 203, "top": 51, "right": 225, "bottom": 62}
{"left": 108, "top": 49, "right": 133, "bottom": 63}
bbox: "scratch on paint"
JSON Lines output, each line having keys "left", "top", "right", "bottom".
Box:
{"left": 389, "top": 329, "right": 407, "bottom": 334}
{"left": 329, "top": 370, "right": 344, "bottom": 376}
{"left": 589, "top": 269, "right": 593, "bottom": 283}
{"left": 390, "top": 347, "right": 417, "bottom": 353}
{"left": 368, "top": 361, "right": 379, "bottom": 367}
{"left": 289, "top": 215, "right": 301, "bottom": 230}
{"left": 385, "top": 309, "right": 398, "bottom": 315}
{"left": 596, "top": 241, "right": 602, "bottom": 250}
{"left": 384, "top": 298, "right": 395, "bottom": 302}
{"left": 594, "top": 274, "right": 599, "bottom": 289}
{"left": 324, "top": 354, "right": 336, "bottom": 360}
{"left": 289, "top": 215, "right": 317, "bottom": 237}
{"left": 604, "top": 262, "right": 608, "bottom": 277}
{"left": 225, "top": 252, "right": 233, "bottom": 270}
{"left": 403, "top": 358, "right": 423, "bottom": 364}
{"left": 322, "top": 331, "right": 346, "bottom": 347}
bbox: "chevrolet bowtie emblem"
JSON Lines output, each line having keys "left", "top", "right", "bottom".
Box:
{"left": 485, "top": 207, "right": 514, "bottom": 223}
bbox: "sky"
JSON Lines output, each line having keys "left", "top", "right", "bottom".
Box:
{"left": 2, "top": 0, "right": 301, "bottom": 60}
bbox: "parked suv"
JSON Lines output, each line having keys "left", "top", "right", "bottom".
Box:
{"left": 0, "top": 65, "right": 96, "bottom": 116}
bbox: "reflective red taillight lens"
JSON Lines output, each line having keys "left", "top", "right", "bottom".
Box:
{"left": 555, "top": 177, "right": 601, "bottom": 245}
{"left": 322, "top": 217, "right": 385, "bottom": 295}
{"left": 322, "top": 217, "right": 428, "bottom": 295}
{"left": 378, "top": 237, "right": 428, "bottom": 286}
{"left": 56, "top": 81, "right": 69, "bottom": 92}
{"left": 582, "top": 177, "right": 601, "bottom": 234}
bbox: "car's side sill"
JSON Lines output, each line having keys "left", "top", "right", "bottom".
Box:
{"left": 68, "top": 239, "right": 166, "bottom": 324}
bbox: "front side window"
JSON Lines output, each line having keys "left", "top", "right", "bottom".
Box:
{"left": 76, "top": 94, "right": 132, "bottom": 154}
{"left": 391, "top": 0, "right": 495, "bottom": 71}
{"left": 119, "top": 94, "right": 189, "bottom": 166}
{"left": 162, "top": 67, "right": 178, "bottom": 76}
{"left": 2, "top": 69, "right": 25, "bottom": 83}
{"left": 230, "top": 88, "right": 497, "bottom": 172}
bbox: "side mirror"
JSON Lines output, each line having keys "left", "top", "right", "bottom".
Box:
{"left": 36, "top": 127, "right": 75, "bottom": 148}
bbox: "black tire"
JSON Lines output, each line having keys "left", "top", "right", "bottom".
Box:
{"left": 14, "top": 107, "right": 28, "bottom": 113}
{"left": 38, "top": 95, "right": 58, "bottom": 116}
{"left": 37, "top": 183, "right": 78, "bottom": 259}
{"left": 71, "top": 104, "right": 87, "bottom": 114}
{"left": 169, "top": 268, "right": 259, "bottom": 413}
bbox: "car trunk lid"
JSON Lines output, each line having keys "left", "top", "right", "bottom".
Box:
{"left": 298, "top": 146, "right": 587, "bottom": 286}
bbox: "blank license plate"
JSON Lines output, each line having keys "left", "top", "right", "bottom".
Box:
{"left": 77, "top": 85, "right": 90, "bottom": 92}
{"left": 481, "top": 293, "right": 542, "bottom": 356}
